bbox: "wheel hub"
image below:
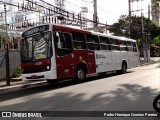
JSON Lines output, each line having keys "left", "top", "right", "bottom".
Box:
{"left": 77, "top": 69, "right": 84, "bottom": 80}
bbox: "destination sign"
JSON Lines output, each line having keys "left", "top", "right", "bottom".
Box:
{"left": 22, "top": 25, "right": 49, "bottom": 37}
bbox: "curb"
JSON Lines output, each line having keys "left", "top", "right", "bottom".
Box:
{"left": 140, "top": 60, "right": 160, "bottom": 66}
{"left": 0, "top": 81, "right": 47, "bottom": 93}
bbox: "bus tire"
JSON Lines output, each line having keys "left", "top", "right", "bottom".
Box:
{"left": 47, "top": 80, "right": 58, "bottom": 84}
{"left": 153, "top": 94, "right": 160, "bottom": 113}
{"left": 74, "top": 66, "right": 86, "bottom": 83}
{"left": 121, "top": 62, "right": 127, "bottom": 74}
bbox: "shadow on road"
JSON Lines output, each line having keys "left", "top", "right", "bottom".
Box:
{"left": 0, "top": 71, "right": 133, "bottom": 102}
{"left": 156, "top": 64, "right": 160, "bottom": 68}
{"left": 0, "top": 71, "right": 160, "bottom": 120}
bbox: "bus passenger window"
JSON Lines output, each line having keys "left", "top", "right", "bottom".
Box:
{"left": 86, "top": 35, "right": 100, "bottom": 50}
{"left": 133, "top": 42, "right": 137, "bottom": 52}
{"left": 99, "top": 36, "right": 111, "bottom": 50}
{"left": 72, "top": 32, "right": 86, "bottom": 49}
{"left": 127, "top": 41, "right": 133, "bottom": 51}
{"left": 119, "top": 40, "right": 127, "bottom": 51}
{"left": 110, "top": 38, "right": 120, "bottom": 51}
{"left": 63, "top": 33, "right": 72, "bottom": 49}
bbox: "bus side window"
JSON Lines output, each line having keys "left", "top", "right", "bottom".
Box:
{"left": 127, "top": 41, "right": 133, "bottom": 51}
{"left": 54, "top": 32, "right": 61, "bottom": 49}
{"left": 99, "top": 36, "right": 111, "bottom": 50}
{"left": 55, "top": 32, "right": 73, "bottom": 57}
{"left": 110, "top": 38, "right": 120, "bottom": 51}
{"left": 86, "top": 35, "right": 100, "bottom": 50}
{"left": 119, "top": 40, "right": 127, "bottom": 51}
{"left": 72, "top": 32, "right": 86, "bottom": 49}
{"left": 133, "top": 42, "right": 137, "bottom": 52}
{"left": 63, "top": 33, "right": 72, "bottom": 49}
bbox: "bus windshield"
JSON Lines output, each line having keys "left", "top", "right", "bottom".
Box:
{"left": 21, "top": 31, "right": 52, "bottom": 62}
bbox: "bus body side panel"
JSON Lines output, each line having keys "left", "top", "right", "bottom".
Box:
{"left": 53, "top": 25, "right": 96, "bottom": 79}
{"left": 87, "top": 50, "right": 96, "bottom": 74}
{"left": 56, "top": 50, "right": 96, "bottom": 79}
{"left": 121, "top": 51, "right": 129, "bottom": 68}
{"left": 133, "top": 43, "right": 140, "bottom": 67}
{"left": 94, "top": 51, "right": 113, "bottom": 73}
{"left": 56, "top": 52, "right": 76, "bottom": 79}
{"left": 127, "top": 51, "right": 133, "bottom": 68}
{"left": 127, "top": 51, "right": 139, "bottom": 68}
{"left": 111, "top": 51, "right": 123, "bottom": 70}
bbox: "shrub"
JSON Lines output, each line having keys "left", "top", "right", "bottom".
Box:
{"left": 12, "top": 66, "right": 22, "bottom": 78}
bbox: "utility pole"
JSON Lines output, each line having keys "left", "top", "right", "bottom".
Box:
{"left": 147, "top": 4, "right": 151, "bottom": 63}
{"left": 141, "top": 12, "right": 144, "bottom": 39}
{"left": 128, "top": 0, "right": 131, "bottom": 38}
{"left": 93, "top": 0, "right": 98, "bottom": 31}
{"left": 4, "top": 4, "right": 10, "bottom": 86}
{"left": 141, "top": 12, "right": 147, "bottom": 62}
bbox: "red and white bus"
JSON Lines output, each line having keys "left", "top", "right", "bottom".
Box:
{"left": 20, "top": 24, "right": 139, "bottom": 83}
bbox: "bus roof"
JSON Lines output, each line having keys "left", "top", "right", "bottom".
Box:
{"left": 22, "top": 23, "right": 136, "bottom": 42}
{"left": 52, "top": 24, "right": 136, "bottom": 42}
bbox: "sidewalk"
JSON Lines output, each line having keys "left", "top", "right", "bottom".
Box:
{"left": 140, "top": 57, "right": 160, "bottom": 66}
{"left": 0, "top": 78, "right": 46, "bottom": 93}
{"left": 0, "top": 57, "right": 160, "bottom": 93}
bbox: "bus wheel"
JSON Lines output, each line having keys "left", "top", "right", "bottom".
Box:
{"left": 121, "top": 62, "right": 127, "bottom": 74}
{"left": 153, "top": 94, "right": 160, "bottom": 113}
{"left": 75, "top": 67, "right": 86, "bottom": 83}
{"left": 47, "top": 80, "right": 58, "bottom": 84}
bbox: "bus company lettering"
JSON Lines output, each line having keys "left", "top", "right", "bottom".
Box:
{"left": 96, "top": 54, "right": 106, "bottom": 59}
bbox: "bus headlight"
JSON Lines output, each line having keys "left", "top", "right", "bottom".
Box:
{"left": 47, "top": 65, "right": 50, "bottom": 70}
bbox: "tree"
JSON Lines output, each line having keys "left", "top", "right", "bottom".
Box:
{"left": 152, "top": 36, "right": 160, "bottom": 46}
{"left": 108, "top": 15, "right": 160, "bottom": 41}
{"left": 153, "top": 0, "right": 160, "bottom": 2}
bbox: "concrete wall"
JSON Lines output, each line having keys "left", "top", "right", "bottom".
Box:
{"left": 0, "top": 49, "right": 20, "bottom": 79}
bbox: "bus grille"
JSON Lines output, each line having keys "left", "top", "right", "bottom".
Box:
{"left": 22, "top": 67, "right": 48, "bottom": 74}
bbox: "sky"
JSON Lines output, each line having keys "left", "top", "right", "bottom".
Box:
{"left": 62, "top": 0, "right": 151, "bottom": 25}
{"left": 0, "top": 0, "right": 152, "bottom": 25}
{"left": 66, "top": 0, "right": 151, "bottom": 24}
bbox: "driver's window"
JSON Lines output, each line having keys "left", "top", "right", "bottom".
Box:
{"left": 54, "top": 31, "right": 73, "bottom": 57}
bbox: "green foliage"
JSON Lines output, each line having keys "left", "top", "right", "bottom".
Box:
{"left": 153, "top": 0, "right": 160, "bottom": 2}
{"left": 12, "top": 66, "right": 22, "bottom": 78}
{"left": 152, "top": 36, "right": 160, "bottom": 46}
{"left": 108, "top": 15, "right": 160, "bottom": 41}
{"left": 108, "top": 19, "right": 126, "bottom": 36}
{"left": 136, "top": 39, "right": 144, "bottom": 48}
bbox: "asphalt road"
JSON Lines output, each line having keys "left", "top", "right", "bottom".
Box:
{"left": 0, "top": 63, "right": 160, "bottom": 120}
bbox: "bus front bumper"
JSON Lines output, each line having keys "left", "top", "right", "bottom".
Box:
{"left": 21, "top": 70, "right": 57, "bottom": 81}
